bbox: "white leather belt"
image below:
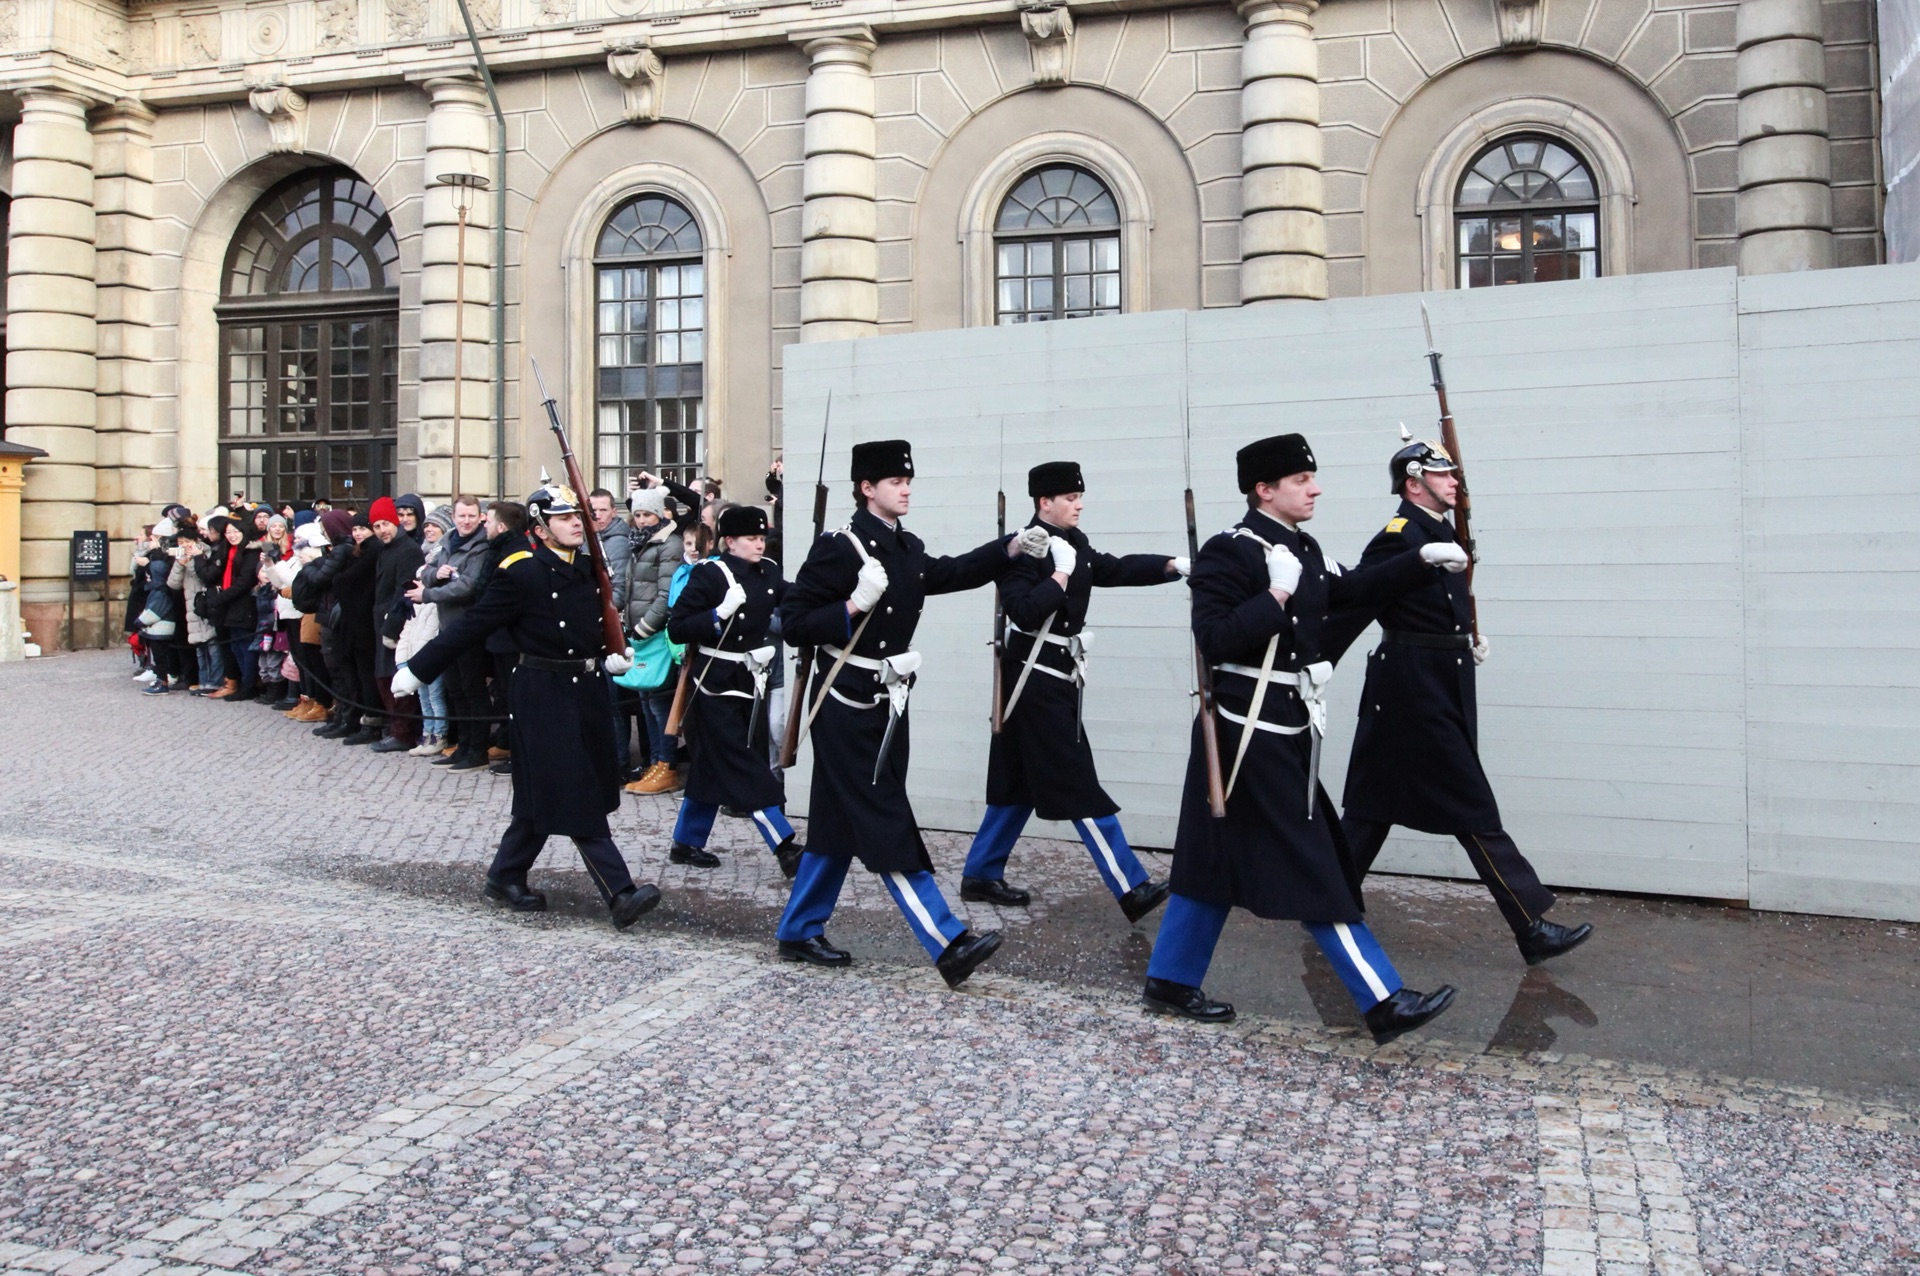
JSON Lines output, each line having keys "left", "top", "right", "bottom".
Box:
{"left": 1214, "top": 663, "right": 1332, "bottom": 735}
{"left": 693, "top": 644, "right": 777, "bottom": 701}
{"left": 820, "top": 645, "right": 920, "bottom": 712}
{"left": 1008, "top": 625, "right": 1093, "bottom": 686}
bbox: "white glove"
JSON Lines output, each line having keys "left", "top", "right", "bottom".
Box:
{"left": 1266, "top": 545, "right": 1302, "bottom": 595}
{"left": 390, "top": 666, "right": 420, "bottom": 698}
{"left": 1421, "top": 542, "right": 1470, "bottom": 574}
{"left": 1471, "top": 635, "right": 1490, "bottom": 666}
{"left": 715, "top": 581, "right": 748, "bottom": 620}
{"left": 849, "top": 557, "right": 889, "bottom": 612}
{"left": 1171, "top": 557, "right": 1191, "bottom": 578}
{"left": 1048, "top": 536, "right": 1078, "bottom": 578}
{"left": 1013, "top": 525, "right": 1051, "bottom": 559}
{"left": 604, "top": 649, "right": 634, "bottom": 676}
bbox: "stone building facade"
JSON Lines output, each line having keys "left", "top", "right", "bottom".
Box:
{"left": 0, "top": 0, "right": 1885, "bottom": 646}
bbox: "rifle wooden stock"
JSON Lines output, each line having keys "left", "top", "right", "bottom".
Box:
{"left": 1185, "top": 489, "right": 1227, "bottom": 819}
{"left": 989, "top": 488, "right": 1006, "bottom": 734}
{"left": 775, "top": 464, "right": 833, "bottom": 768}
{"left": 1426, "top": 347, "right": 1481, "bottom": 643}
{"left": 664, "top": 653, "right": 693, "bottom": 739}
{"left": 532, "top": 361, "right": 627, "bottom": 659}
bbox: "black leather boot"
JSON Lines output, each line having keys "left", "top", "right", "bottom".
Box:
{"left": 1364, "top": 986, "right": 1457, "bottom": 1044}
{"left": 611, "top": 884, "right": 663, "bottom": 930}
{"left": 1119, "top": 880, "right": 1172, "bottom": 923}
{"left": 774, "top": 836, "right": 804, "bottom": 880}
{"left": 935, "top": 930, "right": 1003, "bottom": 988}
{"left": 960, "top": 876, "right": 1031, "bottom": 907}
{"left": 669, "top": 841, "right": 721, "bottom": 867}
{"left": 1142, "top": 977, "right": 1235, "bottom": 1023}
{"left": 483, "top": 880, "right": 548, "bottom": 912}
{"left": 1517, "top": 919, "right": 1594, "bottom": 965}
{"left": 777, "top": 934, "right": 853, "bottom": 967}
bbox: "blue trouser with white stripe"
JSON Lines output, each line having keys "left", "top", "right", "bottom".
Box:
{"left": 776, "top": 852, "right": 969, "bottom": 961}
{"left": 963, "top": 805, "right": 1151, "bottom": 900}
{"left": 1146, "top": 892, "right": 1404, "bottom": 1011}
{"left": 672, "top": 797, "right": 795, "bottom": 859}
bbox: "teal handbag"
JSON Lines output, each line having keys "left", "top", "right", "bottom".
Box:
{"left": 614, "top": 629, "right": 676, "bottom": 691}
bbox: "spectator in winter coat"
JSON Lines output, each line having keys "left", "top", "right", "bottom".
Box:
{"left": 622, "top": 485, "right": 689, "bottom": 795}
{"left": 194, "top": 516, "right": 265, "bottom": 700}
{"left": 369, "top": 495, "right": 425, "bottom": 751}
{"left": 395, "top": 493, "right": 428, "bottom": 546}
{"left": 169, "top": 516, "right": 219, "bottom": 692}
{"left": 407, "top": 496, "right": 496, "bottom": 771}
{"left": 328, "top": 511, "right": 386, "bottom": 745}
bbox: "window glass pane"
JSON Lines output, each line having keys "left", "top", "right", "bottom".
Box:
{"left": 1493, "top": 217, "right": 1523, "bottom": 253}
{"left": 681, "top": 298, "right": 704, "bottom": 330}
{"left": 599, "top": 335, "right": 622, "bottom": 367}
{"left": 1094, "top": 274, "right": 1119, "bottom": 309}
{"left": 658, "top": 298, "right": 679, "bottom": 330}
{"left": 659, "top": 265, "right": 679, "bottom": 296}
{"left": 1459, "top": 218, "right": 1488, "bottom": 254}
{"left": 1565, "top": 213, "right": 1596, "bottom": 251}
{"left": 1094, "top": 237, "right": 1119, "bottom": 272}
{"left": 657, "top": 332, "right": 680, "bottom": 364}
{"left": 683, "top": 264, "right": 703, "bottom": 294}
{"left": 599, "top": 270, "right": 620, "bottom": 300}
{"left": 1029, "top": 277, "right": 1053, "bottom": 312}
{"left": 1064, "top": 238, "right": 1091, "bottom": 274}
{"left": 998, "top": 279, "right": 1024, "bottom": 314}
{"left": 1065, "top": 275, "right": 1091, "bottom": 311}
{"left": 599, "top": 302, "right": 621, "bottom": 332}
{"left": 1463, "top": 258, "right": 1491, "bottom": 288}
{"left": 1028, "top": 240, "right": 1052, "bottom": 274}
{"left": 998, "top": 243, "right": 1023, "bottom": 276}
{"left": 1532, "top": 214, "right": 1565, "bottom": 250}
{"left": 1493, "top": 256, "right": 1524, "bottom": 286}
{"left": 682, "top": 332, "right": 704, "bottom": 364}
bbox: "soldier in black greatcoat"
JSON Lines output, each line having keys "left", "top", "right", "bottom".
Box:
{"left": 395, "top": 479, "right": 662, "bottom": 931}
{"left": 960, "top": 460, "right": 1185, "bottom": 924}
{"left": 663, "top": 504, "right": 802, "bottom": 875}
{"left": 1336, "top": 438, "right": 1593, "bottom": 964}
{"left": 1144, "top": 433, "right": 1461, "bottom": 1044}
{"left": 775, "top": 439, "right": 1046, "bottom": 988}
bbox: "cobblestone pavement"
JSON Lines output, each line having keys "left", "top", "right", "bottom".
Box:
{"left": 2, "top": 653, "right": 1917, "bottom": 1276}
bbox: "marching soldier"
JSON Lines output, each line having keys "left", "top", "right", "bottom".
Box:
{"left": 1337, "top": 438, "right": 1592, "bottom": 964}
{"left": 1145, "top": 434, "right": 1461, "bottom": 1043}
{"left": 394, "top": 479, "right": 662, "bottom": 931}
{"left": 663, "top": 504, "right": 804, "bottom": 876}
{"left": 961, "top": 460, "right": 1185, "bottom": 923}
{"left": 775, "top": 439, "right": 1047, "bottom": 987}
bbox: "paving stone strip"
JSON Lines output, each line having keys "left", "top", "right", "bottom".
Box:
{"left": 0, "top": 954, "right": 766, "bottom": 1276}
{"left": 1532, "top": 1094, "right": 1704, "bottom": 1276}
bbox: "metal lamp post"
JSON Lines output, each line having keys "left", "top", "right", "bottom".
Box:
{"left": 436, "top": 169, "right": 490, "bottom": 499}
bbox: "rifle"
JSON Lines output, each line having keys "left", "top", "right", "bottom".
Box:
{"left": 1181, "top": 393, "right": 1227, "bottom": 819}
{"left": 776, "top": 390, "right": 833, "bottom": 767}
{"left": 1419, "top": 302, "right": 1479, "bottom": 643}
{"left": 989, "top": 416, "right": 1007, "bottom": 735}
{"left": 530, "top": 358, "right": 627, "bottom": 660}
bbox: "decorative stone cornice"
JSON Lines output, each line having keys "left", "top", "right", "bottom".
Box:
{"left": 1019, "top": 2, "right": 1073, "bottom": 87}
{"left": 606, "top": 39, "right": 665, "bottom": 125}
{"left": 247, "top": 80, "right": 309, "bottom": 153}
{"left": 1495, "top": 0, "right": 1544, "bottom": 49}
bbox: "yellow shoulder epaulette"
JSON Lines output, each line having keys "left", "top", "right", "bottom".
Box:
{"left": 1384, "top": 517, "right": 1408, "bottom": 534}
{"left": 498, "top": 550, "right": 532, "bottom": 569}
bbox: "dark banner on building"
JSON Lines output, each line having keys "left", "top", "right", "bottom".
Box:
{"left": 1886, "top": 0, "right": 1920, "bottom": 262}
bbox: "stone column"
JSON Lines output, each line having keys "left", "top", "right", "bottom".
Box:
{"left": 1237, "top": 0, "right": 1326, "bottom": 303}
{"left": 1736, "top": 0, "right": 1834, "bottom": 273}
{"left": 795, "top": 26, "right": 878, "bottom": 342}
{"left": 6, "top": 89, "right": 99, "bottom": 649}
{"left": 419, "top": 75, "right": 494, "bottom": 502}
{"left": 92, "top": 99, "right": 159, "bottom": 548}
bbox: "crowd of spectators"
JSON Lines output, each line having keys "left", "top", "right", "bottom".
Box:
{"left": 123, "top": 464, "right": 784, "bottom": 787}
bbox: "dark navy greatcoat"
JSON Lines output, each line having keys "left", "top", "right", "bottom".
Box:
{"left": 781, "top": 507, "right": 1013, "bottom": 874}
{"left": 407, "top": 542, "right": 620, "bottom": 840}
{"left": 1338, "top": 499, "right": 1502, "bottom": 834}
{"left": 1171, "top": 509, "right": 1432, "bottom": 922}
{"left": 989, "top": 517, "right": 1177, "bottom": 820}
{"left": 668, "top": 552, "right": 788, "bottom": 814}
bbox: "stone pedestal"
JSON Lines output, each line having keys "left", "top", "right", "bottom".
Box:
{"left": 418, "top": 75, "right": 495, "bottom": 502}
{"left": 1237, "top": 0, "right": 1326, "bottom": 303}
{"left": 796, "top": 27, "right": 879, "bottom": 343}
{"left": 6, "top": 89, "right": 100, "bottom": 651}
{"left": 1736, "top": 0, "right": 1834, "bottom": 274}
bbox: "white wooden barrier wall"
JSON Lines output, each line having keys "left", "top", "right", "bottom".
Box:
{"left": 779, "top": 264, "right": 1920, "bottom": 922}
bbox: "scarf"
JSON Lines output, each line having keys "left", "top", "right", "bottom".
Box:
{"left": 220, "top": 544, "right": 241, "bottom": 591}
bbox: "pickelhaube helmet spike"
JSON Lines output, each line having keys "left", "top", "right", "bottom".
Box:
{"left": 527, "top": 468, "right": 582, "bottom": 525}
{"left": 1389, "top": 427, "right": 1457, "bottom": 494}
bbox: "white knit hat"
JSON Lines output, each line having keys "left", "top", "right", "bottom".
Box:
{"left": 629, "top": 486, "right": 669, "bottom": 516}
{"left": 294, "top": 522, "right": 330, "bottom": 550}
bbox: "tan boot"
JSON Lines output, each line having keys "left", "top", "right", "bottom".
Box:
{"left": 296, "top": 699, "right": 331, "bottom": 723}
{"left": 283, "top": 695, "right": 312, "bottom": 719}
{"left": 630, "top": 762, "right": 683, "bottom": 795}
{"left": 206, "top": 678, "right": 239, "bottom": 701}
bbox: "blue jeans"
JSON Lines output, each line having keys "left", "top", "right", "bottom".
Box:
{"left": 642, "top": 684, "right": 678, "bottom": 768}
{"left": 195, "top": 643, "right": 221, "bottom": 688}
{"left": 419, "top": 676, "right": 448, "bottom": 738}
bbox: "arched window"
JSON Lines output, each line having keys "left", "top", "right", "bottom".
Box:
{"left": 1455, "top": 135, "right": 1600, "bottom": 288}
{"left": 994, "top": 165, "right": 1121, "bottom": 324}
{"left": 218, "top": 171, "right": 400, "bottom": 504}
{"left": 594, "top": 194, "right": 705, "bottom": 490}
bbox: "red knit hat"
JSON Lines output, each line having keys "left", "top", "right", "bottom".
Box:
{"left": 368, "top": 496, "right": 400, "bottom": 526}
